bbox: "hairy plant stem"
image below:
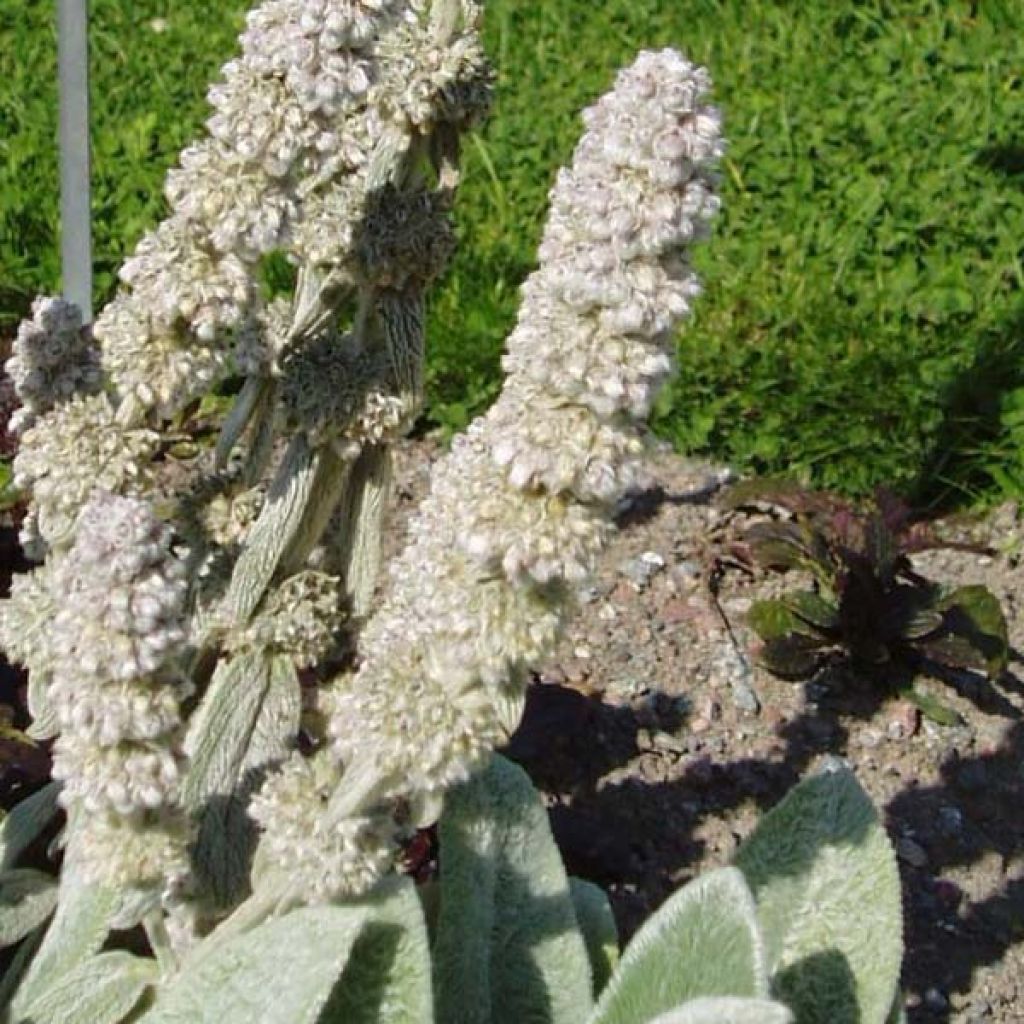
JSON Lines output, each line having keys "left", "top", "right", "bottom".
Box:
{"left": 329, "top": 444, "right": 393, "bottom": 616}
{"left": 144, "top": 909, "right": 179, "bottom": 976}
{"left": 215, "top": 375, "right": 270, "bottom": 470}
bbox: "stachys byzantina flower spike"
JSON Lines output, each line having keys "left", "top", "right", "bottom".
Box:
{"left": 251, "top": 48, "right": 724, "bottom": 901}
{"left": 47, "top": 493, "right": 192, "bottom": 891}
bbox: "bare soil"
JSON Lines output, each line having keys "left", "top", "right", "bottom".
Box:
{"left": 1, "top": 435, "right": 1022, "bottom": 1022}
{"left": 391, "top": 438, "right": 1024, "bottom": 1024}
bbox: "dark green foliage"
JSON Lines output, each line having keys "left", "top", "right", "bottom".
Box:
{"left": 729, "top": 480, "right": 1009, "bottom": 700}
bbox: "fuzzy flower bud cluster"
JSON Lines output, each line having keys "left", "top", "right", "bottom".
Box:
{"left": 249, "top": 751, "right": 396, "bottom": 902}
{"left": 48, "top": 494, "right": 190, "bottom": 823}
{"left": 5, "top": 297, "right": 102, "bottom": 434}
{"left": 95, "top": 0, "right": 489, "bottom": 419}
{"left": 12, "top": 394, "right": 160, "bottom": 557}
{"left": 250, "top": 49, "right": 723, "bottom": 901}
{"left": 230, "top": 570, "right": 343, "bottom": 667}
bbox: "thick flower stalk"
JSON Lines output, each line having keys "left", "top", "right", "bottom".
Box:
{"left": 47, "top": 494, "right": 191, "bottom": 890}
{"left": 254, "top": 48, "right": 724, "bottom": 900}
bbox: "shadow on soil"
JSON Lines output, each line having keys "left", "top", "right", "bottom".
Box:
{"left": 506, "top": 664, "right": 1024, "bottom": 1024}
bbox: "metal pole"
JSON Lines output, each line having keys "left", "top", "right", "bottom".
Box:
{"left": 57, "top": 0, "right": 92, "bottom": 323}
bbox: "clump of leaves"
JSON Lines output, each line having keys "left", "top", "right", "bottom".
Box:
{"left": 723, "top": 480, "right": 1009, "bottom": 720}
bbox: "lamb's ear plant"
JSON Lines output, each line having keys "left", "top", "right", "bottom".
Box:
{"left": 0, "top": 1, "right": 910, "bottom": 1021}
{"left": 0, "top": 0, "right": 750, "bottom": 1018}
{"left": 432, "top": 754, "right": 903, "bottom": 1024}
{"left": 108, "top": 753, "right": 899, "bottom": 1024}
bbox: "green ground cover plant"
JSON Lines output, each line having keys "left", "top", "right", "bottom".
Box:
{"left": 2, "top": 1, "right": 1024, "bottom": 504}
{"left": 723, "top": 479, "right": 1009, "bottom": 721}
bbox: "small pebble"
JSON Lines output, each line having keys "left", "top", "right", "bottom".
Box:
{"left": 886, "top": 701, "right": 920, "bottom": 740}
{"left": 652, "top": 731, "right": 684, "bottom": 755}
{"left": 659, "top": 598, "right": 694, "bottom": 625}
{"left": 618, "top": 553, "right": 664, "bottom": 589}
{"left": 966, "top": 997, "right": 992, "bottom": 1021}
{"left": 701, "top": 697, "right": 722, "bottom": 722}
{"left": 563, "top": 660, "right": 590, "bottom": 684}
{"left": 856, "top": 728, "right": 883, "bottom": 749}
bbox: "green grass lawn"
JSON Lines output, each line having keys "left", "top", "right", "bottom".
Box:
{"left": 2, "top": 0, "right": 1023, "bottom": 507}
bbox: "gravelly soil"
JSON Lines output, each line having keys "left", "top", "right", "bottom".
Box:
{"left": 1, "top": 433, "right": 1021, "bottom": 1022}
{"left": 391, "top": 437, "right": 1024, "bottom": 1024}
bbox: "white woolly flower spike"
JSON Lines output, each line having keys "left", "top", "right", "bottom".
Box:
{"left": 272, "top": 48, "right": 724, "bottom": 900}
{"left": 249, "top": 751, "right": 396, "bottom": 901}
{"left": 49, "top": 494, "right": 189, "bottom": 817}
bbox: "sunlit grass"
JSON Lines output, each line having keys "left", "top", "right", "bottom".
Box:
{"left": 2, "top": 0, "right": 1023, "bottom": 506}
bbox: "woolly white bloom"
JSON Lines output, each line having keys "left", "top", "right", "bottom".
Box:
{"left": 0, "top": 566, "right": 57, "bottom": 680}
{"left": 319, "top": 49, "right": 723, "bottom": 880}
{"left": 119, "top": 219, "right": 255, "bottom": 339}
{"left": 232, "top": 570, "right": 343, "bottom": 667}
{"left": 166, "top": 141, "right": 298, "bottom": 259}
{"left": 5, "top": 297, "right": 102, "bottom": 434}
{"left": 71, "top": 809, "right": 190, "bottom": 894}
{"left": 13, "top": 393, "right": 160, "bottom": 555}
{"left": 280, "top": 331, "right": 414, "bottom": 448}
{"left": 486, "top": 389, "right": 649, "bottom": 503}
{"left": 93, "top": 293, "right": 229, "bottom": 419}
{"left": 372, "top": 6, "right": 491, "bottom": 131}
{"left": 95, "top": 0, "right": 489, "bottom": 420}
{"left": 501, "top": 49, "right": 723, "bottom": 419}
{"left": 355, "top": 185, "right": 455, "bottom": 289}
{"left": 250, "top": 751, "right": 395, "bottom": 901}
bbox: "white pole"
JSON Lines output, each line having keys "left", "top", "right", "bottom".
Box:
{"left": 57, "top": 0, "right": 92, "bottom": 323}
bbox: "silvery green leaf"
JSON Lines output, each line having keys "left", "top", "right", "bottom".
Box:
{"left": 434, "top": 754, "right": 594, "bottom": 1024}
{"left": 407, "top": 789, "right": 445, "bottom": 831}
{"left": 19, "top": 951, "right": 158, "bottom": 1024}
{"left": 569, "top": 878, "right": 619, "bottom": 999}
{"left": 587, "top": 868, "right": 766, "bottom": 1024}
{"left": 10, "top": 855, "right": 117, "bottom": 1018}
{"left": 220, "top": 434, "right": 322, "bottom": 625}
{"left": 331, "top": 444, "right": 392, "bottom": 617}
{"left": 734, "top": 762, "right": 902, "bottom": 1024}
{"left": 0, "top": 923, "right": 43, "bottom": 1016}
{"left": 320, "top": 877, "right": 433, "bottom": 1024}
{"left": 646, "top": 996, "right": 793, "bottom": 1024}
{"left": 492, "top": 683, "right": 527, "bottom": 737}
{"left": 242, "top": 654, "right": 301, "bottom": 775}
{"left": 885, "top": 991, "right": 907, "bottom": 1024}
{"left": 185, "top": 651, "right": 299, "bottom": 909}
{"left": 0, "top": 869, "right": 58, "bottom": 947}
{"left": 0, "top": 782, "right": 60, "bottom": 870}
{"left": 216, "top": 376, "right": 268, "bottom": 470}
{"left": 182, "top": 651, "right": 273, "bottom": 811}
{"left": 142, "top": 905, "right": 367, "bottom": 1024}
{"left": 110, "top": 884, "right": 163, "bottom": 932}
